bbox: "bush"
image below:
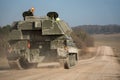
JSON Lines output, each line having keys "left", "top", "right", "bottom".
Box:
{"left": 72, "top": 27, "right": 94, "bottom": 48}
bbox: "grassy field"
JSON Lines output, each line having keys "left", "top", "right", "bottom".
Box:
{"left": 92, "top": 33, "right": 120, "bottom": 58}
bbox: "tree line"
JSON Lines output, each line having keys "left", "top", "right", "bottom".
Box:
{"left": 73, "top": 25, "right": 120, "bottom": 34}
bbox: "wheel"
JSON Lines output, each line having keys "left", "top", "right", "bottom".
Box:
{"left": 18, "top": 57, "right": 29, "bottom": 69}
{"left": 64, "top": 54, "right": 77, "bottom": 69}
{"left": 8, "top": 57, "right": 29, "bottom": 69}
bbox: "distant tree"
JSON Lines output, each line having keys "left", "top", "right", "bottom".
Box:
{"left": 74, "top": 25, "right": 120, "bottom": 34}
{"left": 72, "top": 27, "right": 94, "bottom": 47}
{"left": 70, "top": 31, "right": 86, "bottom": 49}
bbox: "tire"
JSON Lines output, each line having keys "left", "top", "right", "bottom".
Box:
{"left": 18, "top": 57, "right": 38, "bottom": 69}
{"left": 18, "top": 57, "right": 29, "bottom": 69}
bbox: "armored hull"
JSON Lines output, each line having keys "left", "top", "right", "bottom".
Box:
{"left": 7, "top": 12, "right": 79, "bottom": 69}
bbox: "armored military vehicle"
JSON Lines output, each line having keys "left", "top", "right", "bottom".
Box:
{"left": 7, "top": 11, "right": 79, "bottom": 69}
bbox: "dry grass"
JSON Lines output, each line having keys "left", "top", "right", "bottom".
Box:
{"left": 92, "top": 33, "right": 120, "bottom": 63}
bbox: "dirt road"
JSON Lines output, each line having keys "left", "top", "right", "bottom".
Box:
{"left": 0, "top": 46, "right": 120, "bottom": 80}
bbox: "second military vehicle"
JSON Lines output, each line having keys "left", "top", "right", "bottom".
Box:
{"left": 7, "top": 11, "right": 79, "bottom": 69}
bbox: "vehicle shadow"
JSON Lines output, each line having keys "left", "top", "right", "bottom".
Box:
{"left": 0, "top": 66, "right": 10, "bottom": 70}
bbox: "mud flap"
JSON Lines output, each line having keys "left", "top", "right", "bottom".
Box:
{"left": 64, "top": 54, "right": 77, "bottom": 69}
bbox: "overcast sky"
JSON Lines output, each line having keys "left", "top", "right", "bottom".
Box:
{"left": 0, "top": 0, "right": 120, "bottom": 27}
